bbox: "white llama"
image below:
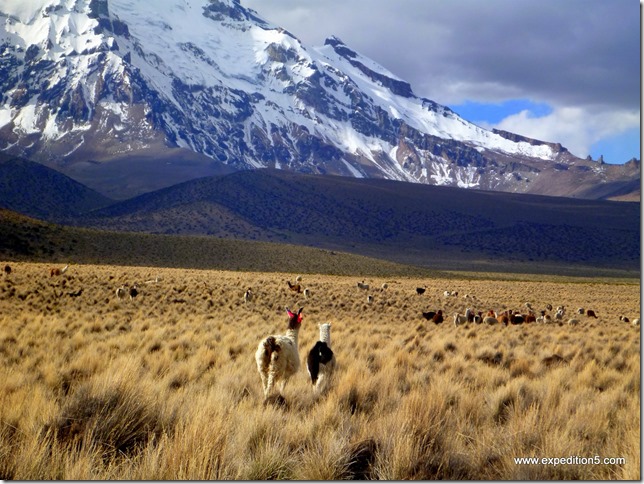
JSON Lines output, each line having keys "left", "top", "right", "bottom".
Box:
{"left": 255, "top": 307, "right": 303, "bottom": 401}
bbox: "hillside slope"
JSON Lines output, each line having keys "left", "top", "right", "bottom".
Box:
{"left": 79, "top": 169, "right": 641, "bottom": 273}
{"left": 0, "top": 153, "right": 113, "bottom": 220}
{"left": 0, "top": 208, "right": 440, "bottom": 277}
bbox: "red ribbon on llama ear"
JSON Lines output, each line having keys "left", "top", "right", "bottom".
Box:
{"left": 286, "top": 307, "right": 303, "bottom": 322}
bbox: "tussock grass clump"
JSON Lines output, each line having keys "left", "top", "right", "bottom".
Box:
{"left": 0, "top": 262, "right": 639, "bottom": 480}
{"left": 44, "top": 365, "right": 171, "bottom": 461}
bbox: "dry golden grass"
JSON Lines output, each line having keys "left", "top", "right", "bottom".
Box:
{"left": 0, "top": 261, "right": 639, "bottom": 480}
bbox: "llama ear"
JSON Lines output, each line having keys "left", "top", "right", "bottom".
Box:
{"left": 286, "top": 307, "right": 294, "bottom": 318}
{"left": 297, "top": 307, "right": 303, "bottom": 322}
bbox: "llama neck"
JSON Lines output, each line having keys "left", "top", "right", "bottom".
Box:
{"left": 319, "top": 325, "right": 331, "bottom": 347}
{"left": 285, "top": 328, "right": 299, "bottom": 348}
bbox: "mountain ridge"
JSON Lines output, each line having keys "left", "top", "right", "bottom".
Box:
{"left": 0, "top": 0, "right": 638, "bottom": 199}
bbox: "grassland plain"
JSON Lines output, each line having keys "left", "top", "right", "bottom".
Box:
{"left": 0, "top": 262, "right": 640, "bottom": 480}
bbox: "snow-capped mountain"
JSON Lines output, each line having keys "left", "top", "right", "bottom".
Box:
{"left": 0, "top": 0, "right": 639, "bottom": 199}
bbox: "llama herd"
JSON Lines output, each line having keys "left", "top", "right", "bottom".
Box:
{"left": 10, "top": 263, "right": 148, "bottom": 303}
{"left": 401, "top": 282, "right": 641, "bottom": 329}
{"left": 3, "top": 264, "right": 638, "bottom": 406}
{"left": 427, "top": 301, "right": 640, "bottom": 328}
{"left": 252, "top": 278, "right": 640, "bottom": 404}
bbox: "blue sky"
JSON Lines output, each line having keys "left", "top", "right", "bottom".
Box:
{"left": 244, "top": 0, "right": 640, "bottom": 165}
{"left": 589, "top": 127, "right": 641, "bottom": 164}
{"left": 449, "top": 100, "right": 554, "bottom": 126}
{"left": 449, "top": 100, "right": 640, "bottom": 163}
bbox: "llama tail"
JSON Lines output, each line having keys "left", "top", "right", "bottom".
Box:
{"left": 261, "top": 337, "right": 281, "bottom": 368}
{"left": 262, "top": 336, "right": 281, "bottom": 396}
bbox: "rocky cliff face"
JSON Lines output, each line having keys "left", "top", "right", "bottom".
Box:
{"left": 0, "top": 0, "right": 638, "bottom": 199}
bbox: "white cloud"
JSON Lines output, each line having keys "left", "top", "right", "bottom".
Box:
{"left": 490, "top": 107, "right": 640, "bottom": 160}
{"left": 244, "top": 0, "right": 640, "bottom": 110}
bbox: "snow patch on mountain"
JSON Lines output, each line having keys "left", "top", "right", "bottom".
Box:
{"left": 0, "top": 107, "right": 12, "bottom": 128}
{"left": 313, "top": 39, "right": 556, "bottom": 161}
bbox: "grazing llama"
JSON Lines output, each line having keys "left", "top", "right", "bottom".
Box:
{"left": 585, "top": 309, "right": 598, "bottom": 318}
{"left": 50, "top": 264, "right": 69, "bottom": 277}
{"left": 421, "top": 310, "right": 436, "bottom": 321}
{"left": 357, "top": 280, "right": 370, "bottom": 290}
{"left": 307, "top": 323, "right": 335, "bottom": 393}
{"left": 116, "top": 285, "right": 127, "bottom": 299}
{"left": 256, "top": 307, "right": 303, "bottom": 401}
{"left": 453, "top": 313, "right": 467, "bottom": 326}
{"left": 287, "top": 281, "right": 302, "bottom": 293}
{"left": 129, "top": 284, "right": 139, "bottom": 300}
{"left": 432, "top": 310, "right": 444, "bottom": 324}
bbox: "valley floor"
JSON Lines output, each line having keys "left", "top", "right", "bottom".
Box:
{"left": 0, "top": 262, "right": 640, "bottom": 479}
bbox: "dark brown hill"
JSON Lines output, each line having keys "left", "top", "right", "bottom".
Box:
{"left": 0, "top": 153, "right": 113, "bottom": 221}
{"left": 79, "top": 169, "right": 640, "bottom": 274}
{"left": 0, "top": 209, "right": 438, "bottom": 278}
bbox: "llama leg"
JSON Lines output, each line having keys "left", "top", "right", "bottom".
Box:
{"left": 259, "top": 371, "right": 269, "bottom": 397}
{"left": 317, "top": 360, "right": 335, "bottom": 394}
{"left": 279, "top": 377, "right": 287, "bottom": 395}
{"left": 316, "top": 373, "right": 325, "bottom": 393}
{"left": 265, "top": 369, "right": 277, "bottom": 399}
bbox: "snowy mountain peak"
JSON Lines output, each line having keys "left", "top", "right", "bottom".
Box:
{"left": 2, "top": 0, "right": 105, "bottom": 62}
{"left": 0, "top": 0, "right": 633, "bottom": 200}
{"left": 202, "top": 0, "right": 268, "bottom": 26}
{"left": 321, "top": 35, "right": 413, "bottom": 98}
